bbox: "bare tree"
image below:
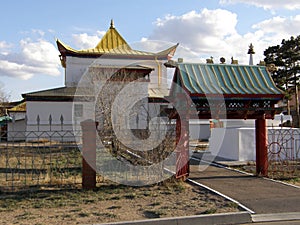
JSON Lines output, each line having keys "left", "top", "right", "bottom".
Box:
{"left": 0, "top": 83, "right": 11, "bottom": 116}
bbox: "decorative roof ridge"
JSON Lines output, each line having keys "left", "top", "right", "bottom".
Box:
{"left": 177, "top": 62, "right": 268, "bottom": 67}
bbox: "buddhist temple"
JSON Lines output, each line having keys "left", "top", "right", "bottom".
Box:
{"left": 21, "top": 20, "right": 179, "bottom": 139}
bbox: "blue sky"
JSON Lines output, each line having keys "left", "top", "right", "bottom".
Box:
{"left": 1, "top": 0, "right": 300, "bottom": 101}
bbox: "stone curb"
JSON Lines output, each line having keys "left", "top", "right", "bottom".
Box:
{"left": 252, "top": 212, "right": 300, "bottom": 223}
{"left": 95, "top": 212, "right": 252, "bottom": 225}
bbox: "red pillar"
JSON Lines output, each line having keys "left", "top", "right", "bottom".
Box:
{"left": 255, "top": 116, "right": 268, "bottom": 176}
{"left": 81, "top": 120, "right": 97, "bottom": 189}
{"left": 175, "top": 116, "right": 189, "bottom": 180}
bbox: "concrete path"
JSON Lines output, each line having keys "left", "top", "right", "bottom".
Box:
{"left": 189, "top": 155, "right": 300, "bottom": 215}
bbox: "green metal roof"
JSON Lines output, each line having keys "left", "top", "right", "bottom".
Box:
{"left": 0, "top": 115, "right": 12, "bottom": 126}
{"left": 172, "top": 63, "right": 283, "bottom": 98}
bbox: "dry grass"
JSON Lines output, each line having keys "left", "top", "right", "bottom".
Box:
{"left": 0, "top": 178, "right": 242, "bottom": 225}
{"left": 285, "top": 177, "right": 300, "bottom": 187}
{"left": 233, "top": 162, "right": 300, "bottom": 187}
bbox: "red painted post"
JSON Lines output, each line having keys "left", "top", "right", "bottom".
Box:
{"left": 81, "top": 119, "right": 98, "bottom": 189}
{"left": 255, "top": 116, "right": 268, "bottom": 176}
{"left": 175, "top": 116, "right": 189, "bottom": 180}
{"left": 175, "top": 92, "right": 190, "bottom": 180}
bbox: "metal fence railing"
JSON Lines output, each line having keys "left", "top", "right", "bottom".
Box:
{"left": 0, "top": 115, "right": 178, "bottom": 192}
{"left": 0, "top": 115, "right": 84, "bottom": 192}
{"left": 268, "top": 127, "right": 300, "bottom": 179}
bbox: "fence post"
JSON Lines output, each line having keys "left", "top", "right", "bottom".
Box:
{"left": 81, "top": 119, "right": 98, "bottom": 189}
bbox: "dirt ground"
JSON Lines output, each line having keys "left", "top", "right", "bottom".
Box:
{"left": 0, "top": 179, "right": 242, "bottom": 225}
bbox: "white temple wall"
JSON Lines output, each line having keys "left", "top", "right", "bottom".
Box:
{"left": 25, "top": 101, "right": 81, "bottom": 142}
{"left": 65, "top": 56, "right": 169, "bottom": 93}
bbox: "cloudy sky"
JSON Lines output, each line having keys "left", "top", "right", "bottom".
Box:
{"left": 0, "top": 0, "right": 300, "bottom": 101}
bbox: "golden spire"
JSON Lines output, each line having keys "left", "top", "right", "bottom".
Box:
{"left": 110, "top": 19, "right": 115, "bottom": 29}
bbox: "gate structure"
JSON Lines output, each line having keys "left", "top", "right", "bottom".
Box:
{"left": 166, "top": 62, "right": 284, "bottom": 178}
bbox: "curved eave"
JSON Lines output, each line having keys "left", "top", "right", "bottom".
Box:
{"left": 56, "top": 39, "right": 177, "bottom": 60}
{"left": 156, "top": 43, "right": 179, "bottom": 57}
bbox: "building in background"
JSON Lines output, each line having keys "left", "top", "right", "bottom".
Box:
{"left": 19, "top": 20, "right": 178, "bottom": 141}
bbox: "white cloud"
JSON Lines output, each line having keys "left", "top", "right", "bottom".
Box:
{"left": 148, "top": 9, "right": 300, "bottom": 65}
{"left": 219, "top": 0, "right": 300, "bottom": 10}
{"left": 0, "top": 41, "right": 12, "bottom": 50}
{"left": 149, "top": 9, "right": 243, "bottom": 62}
{"left": 131, "top": 39, "right": 176, "bottom": 53}
{"left": 72, "top": 30, "right": 105, "bottom": 49}
{"left": 0, "top": 38, "right": 61, "bottom": 80}
{"left": 0, "top": 28, "right": 107, "bottom": 80}
{"left": 0, "top": 60, "right": 34, "bottom": 80}
{"left": 0, "top": 41, "right": 13, "bottom": 55}
{"left": 252, "top": 15, "right": 300, "bottom": 39}
{"left": 150, "top": 9, "right": 238, "bottom": 55}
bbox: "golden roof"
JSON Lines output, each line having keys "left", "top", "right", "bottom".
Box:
{"left": 57, "top": 20, "right": 178, "bottom": 67}
{"left": 7, "top": 102, "right": 26, "bottom": 112}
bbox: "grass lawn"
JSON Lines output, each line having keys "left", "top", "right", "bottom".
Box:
{"left": 0, "top": 178, "right": 242, "bottom": 225}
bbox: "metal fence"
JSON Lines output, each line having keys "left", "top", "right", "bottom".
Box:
{"left": 268, "top": 127, "right": 300, "bottom": 179}
{"left": 0, "top": 115, "right": 178, "bottom": 192}
{"left": 0, "top": 115, "right": 84, "bottom": 192}
{"left": 8, "top": 114, "right": 299, "bottom": 190}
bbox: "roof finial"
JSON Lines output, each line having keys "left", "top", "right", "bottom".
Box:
{"left": 247, "top": 43, "right": 255, "bottom": 54}
{"left": 110, "top": 19, "right": 115, "bottom": 28}
{"left": 247, "top": 43, "right": 255, "bottom": 65}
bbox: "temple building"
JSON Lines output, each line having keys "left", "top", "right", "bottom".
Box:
{"left": 16, "top": 20, "right": 178, "bottom": 140}
{"left": 56, "top": 20, "right": 178, "bottom": 91}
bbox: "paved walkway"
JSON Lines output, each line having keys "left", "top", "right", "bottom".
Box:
{"left": 189, "top": 153, "right": 300, "bottom": 215}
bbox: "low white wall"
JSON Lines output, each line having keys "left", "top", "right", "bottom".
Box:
{"left": 219, "top": 116, "right": 292, "bottom": 128}
{"left": 210, "top": 128, "right": 240, "bottom": 160}
{"left": 7, "top": 112, "right": 27, "bottom": 141}
{"left": 238, "top": 128, "right": 256, "bottom": 161}
{"left": 189, "top": 120, "right": 210, "bottom": 140}
{"left": 7, "top": 120, "right": 26, "bottom": 141}
{"left": 210, "top": 127, "right": 300, "bottom": 161}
